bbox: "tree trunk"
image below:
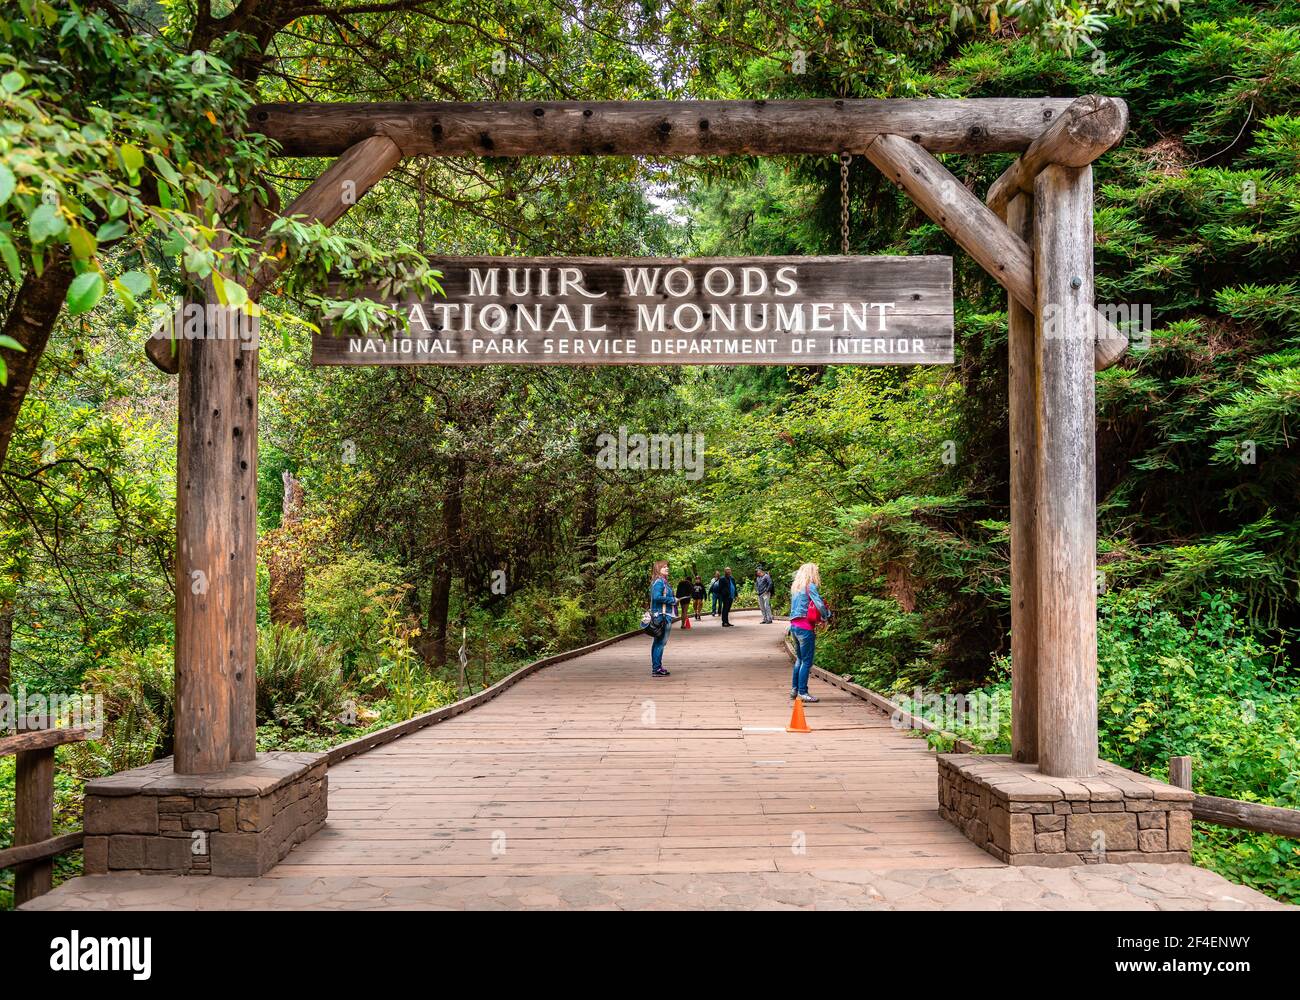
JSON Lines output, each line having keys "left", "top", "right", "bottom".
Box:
{"left": 267, "top": 470, "right": 307, "bottom": 628}
{"left": 0, "top": 600, "right": 12, "bottom": 728}
{"left": 0, "top": 260, "right": 75, "bottom": 473}
{"left": 427, "top": 458, "right": 465, "bottom": 667}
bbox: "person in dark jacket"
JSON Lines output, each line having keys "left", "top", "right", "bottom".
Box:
{"left": 675, "top": 575, "right": 695, "bottom": 629}
{"left": 756, "top": 566, "right": 774, "bottom": 623}
{"left": 708, "top": 572, "right": 721, "bottom": 616}
{"left": 692, "top": 576, "right": 706, "bottom": 620}
{"left": 718, "top": 567, "right": 737, "bottom": 626}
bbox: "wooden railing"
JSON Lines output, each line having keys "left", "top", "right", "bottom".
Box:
{"left": 1167, "top": 755, "right": 1300, "bottom": 839}
{"left": 1, "top": 721, "right": 91, "bottom": 906}
{"left": 801, "top": 651, "right": 1300, "bottom": 841}
{"left": 327, "top": 627, "right": 642, "bottom": 766}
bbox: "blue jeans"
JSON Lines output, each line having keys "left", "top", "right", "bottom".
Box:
{"left": 790, "top": 626, "right": 815, "bottom": 694}
{"left": 651, "top": 618, "right": 670, "bottom": 672}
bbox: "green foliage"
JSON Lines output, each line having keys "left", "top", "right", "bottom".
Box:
{"left": 1096, "top": 591, "right": 1299, "bottom": 802}
{"left": 72, "top": 644, "right": 175, "bottom": 770}
{"left": 305, "top": 551, "right": 413, "bottom": 680}
{"left": 255, "top": 623, "right": 348, "bottom": 734}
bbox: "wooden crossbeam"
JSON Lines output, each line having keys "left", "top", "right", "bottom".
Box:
{"left": 249, "top": 99, "right": 1079, "bottom": 158}
{"left": 0, "top": 831, "right": 83, "bottom": 870}
{"left": 0, "top": 726, "right": 90, "bottom": 756}
{"left": 863, "top": 132, "right": 1128, "bottom": 371}
{"left": 986, "top": 96, "right": 1128, "bottom": 217}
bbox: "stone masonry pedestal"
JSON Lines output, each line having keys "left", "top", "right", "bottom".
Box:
{"left": 82, "top": 751, "right": 327, "bottom": 877}
{"left": 938, "top": 754, "right": 1193, "bottom": 866}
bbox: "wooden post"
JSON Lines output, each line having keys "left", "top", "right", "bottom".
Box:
{"left": 174, "top": 279, "right": 247, "bottom": 774}
{"left": 1032, "top": 164, "right": 1099, "bottom": 778}
{"left": 1006, "top": 193, "right": 1039, "bottom": 765}
{"left": 1169, "top": 755, "right": 1192, "bottom": 789}
{"left": 986, "top": 96, "right": 1128, "bottom": 217}
{"left": 14, "top": 745, "right": 54, "bottom": 905}
{"left": 170, "top": 137, "right": 401, "bottom": 772}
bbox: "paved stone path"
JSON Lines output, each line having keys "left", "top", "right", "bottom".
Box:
{"left": 22, "top": 863, "right": 1287, "bottom": 910}
{"left": 26, "top": 612, "right": 1290, "bottom": 910}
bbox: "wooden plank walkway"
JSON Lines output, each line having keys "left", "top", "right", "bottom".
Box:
{"left": 271, "top": 610, "right": 999, "bottom": 878}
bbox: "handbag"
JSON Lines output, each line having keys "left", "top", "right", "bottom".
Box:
{"left": 641, "top": 581, "right": 669, "bottom": 639}
{"left": 641, "top": 610, "right": 667, "bottom": 639}
{"left": 804, "top": 588, "right": 822, "bottom": 627}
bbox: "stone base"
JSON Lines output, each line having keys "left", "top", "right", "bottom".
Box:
{"left": 82, "top": 752, "right": 327, "bottom": 877}
{"left": 938, "top": 754, "right": 1193, "bottom": 866}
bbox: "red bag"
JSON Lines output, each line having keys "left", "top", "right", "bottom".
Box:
{"left": 804, "top": 589, "right": 822, "bottom": 626}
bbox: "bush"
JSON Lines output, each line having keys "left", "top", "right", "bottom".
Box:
{"left": 306, "top": 551, "right": 414, "bottom": 679}
{"left": 256, "top": 623, "right": 348, "bottom": 733}
{"left": 64, "top": 644, "right": 175, "bottom": 776}
{"left": 1096, "top": 590, "right": 1299, "bottom": 803}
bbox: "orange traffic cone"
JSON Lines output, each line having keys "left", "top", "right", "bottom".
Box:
{"left": 683, "top": 614, "right": 692, "bottom": 630}
{"left": 787, "top": 696, "right": 812, "bottom": 733}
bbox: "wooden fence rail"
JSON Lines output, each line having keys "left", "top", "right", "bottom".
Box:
{"left": 1167, "top": 755, "right": 1300, "bottom": 840}
{"left": 790, "top": 662, "right": 1300, "bottom": 843}
{"left": 0, "top": 722, "right": 91, "bottom": 906}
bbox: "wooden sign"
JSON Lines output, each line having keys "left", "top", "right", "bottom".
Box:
{"left": 311, "top": 255, "right": 953, "bottom": 366}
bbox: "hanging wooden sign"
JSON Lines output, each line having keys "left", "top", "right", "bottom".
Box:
{"left": 311, "top": 255, "right": 953, "bottom": 366}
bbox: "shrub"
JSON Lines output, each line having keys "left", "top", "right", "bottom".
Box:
{"left": 306, "top": 551, "right": 414, "bottom": 679}
{"left": 64, "top": 644, "right": 175, "bottom": 776}
{"left": 256, "top": 623, "right": 348, "bottom": 733}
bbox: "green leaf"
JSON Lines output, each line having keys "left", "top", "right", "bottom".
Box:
{"left": 0, "top": 232, "right": 19, "bottom": 282}
{"left": 67, "top": 224, "right": 97, "bottom": 259}
{"left": 0, "top": 335, "right": 24, "bottom": 352}
{"left": 29, "top": 203, "right": 67, "bottom": 243}
{"left": 151, "top": 152, "right": 182, "bottom": 186}
{"left": 111, "top": 278, "right": 137, "bottom": 312}
{"left": 0, "top": 71, "right": 23, "bottom": 94}
{"left": 118, "top": 269, "right": 151, "bottom": 297}
{"left": 66, "top": 271, "right": 105, "bottom": 316}
{"left": 119, "top": 143, "right": 144, "bottom": 176}
{"left": 96, "top": 220, "right": 128, "bottom": 242}
{"left": 0, "top": 164, "right": 14, "bottom": 206}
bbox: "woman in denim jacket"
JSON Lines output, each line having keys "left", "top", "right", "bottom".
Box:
{"left": 788, "top": 562, "right": 830, "bottom": 702}
{"left": 648, "top": 560, "right": 677, "bottom": 677}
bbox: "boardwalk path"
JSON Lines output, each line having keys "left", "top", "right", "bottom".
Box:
{"left": 28, "top": 612, "right": 1287, "bottom": 909}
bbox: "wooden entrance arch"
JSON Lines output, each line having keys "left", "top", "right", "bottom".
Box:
{"left": 147, "top": 95, "right": 1129, "bottom": 782}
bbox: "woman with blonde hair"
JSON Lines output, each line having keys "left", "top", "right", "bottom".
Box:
{"left": 788, "top": 562, "right": 830, "bottom": 702}
{"left": 648, "top": 560, "right": 677, "bottom": 677}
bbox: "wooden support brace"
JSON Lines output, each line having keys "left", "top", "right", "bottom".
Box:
{"left": 864, "top": 132, "right": 1127, "bottom": 371}
{"left": 147, "top": 135, "right": 402, "bottom": 374}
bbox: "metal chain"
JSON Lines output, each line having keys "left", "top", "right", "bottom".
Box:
{"left": 839, "top": 153, "right": 851, "bottom": 255}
